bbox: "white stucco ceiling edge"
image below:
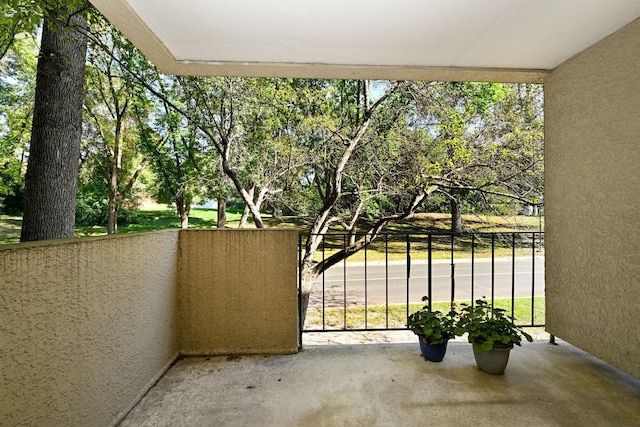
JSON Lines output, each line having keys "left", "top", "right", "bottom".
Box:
{"left": 163, "top": 62, "right": 549, "bottom": 84}
{"left": 92, "top": 0, "right": 546, "bottom": 83}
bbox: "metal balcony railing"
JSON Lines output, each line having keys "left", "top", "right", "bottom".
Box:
{"left": 299, "top": 232, "right": 544, "bottom": 334}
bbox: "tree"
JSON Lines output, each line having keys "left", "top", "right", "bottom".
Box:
{"left": 20, "top": 0, "right": 88, "bottom": 242}
{"left": 82, "top": 17, "right": 147, "bottom": 234}
{"left": 0, "top": 34, "right": 36, "bottom": 212}
{"left": 78, "top": 14, "right": 212, "bottom": 229}
{"left": 71, "top": 28, "right": 237, "bottom": 230}
{"left": 172, "top": 76, "right": 307, "bottom": 229}
{"left": 483, "top": 83, "right": 544, "bottom": 208}
{"left": 296, "top": 80, "right": 438, "bottom": 319}
{"left": 135, "top": 74, "right": 210, "bottom": 229}
{"left": 231, "top": 78, "right": 309, "bottom": 227}
{"left": 0, "top": 1, "right": 45, "bottom": 60}
{"left": 408, "top": 82, "right": 544, "bottom": 232}
{"left": 295, "top": 80, "right": 544, "bottom": 325}
{"left": 415, "top": 82, "right": 509, "bottom": 232}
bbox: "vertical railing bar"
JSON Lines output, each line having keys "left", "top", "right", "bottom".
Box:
{"left": 321, "top": 235, "right": 326, "bottom": 330}
{"left": 385, "top": 234, "right": 389, "bottom": 329}
{"left": 511, "top": 233, "right": 516, "bottom": 320}
{"left": 406, "top": 234, "right": 411, "bottom": 321}
{"left": 428, "top": 234, "right": 433, "bottom": 312}
{"left": 450, "top": 234, "right": 455, "bottom": 307}
{"left": 491, "top": 233, "right": 495, "bottom": 312}
{"left": 364, "top": 234, "right": 368, "bottom": 330}
{"left": 343, "top": 234, "right": 347, "bottom": 330}
{"left": 531, "top": 232, "right": 536, "bottom": 325}
{"left": 298, "top": 233, "right": 303, "bottom": 348}
{"left": 471, "top": 233, "right": 475, "bottom": 306}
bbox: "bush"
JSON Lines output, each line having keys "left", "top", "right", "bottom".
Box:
{"left": 75, "top": 183, "right": 139, "bottom": 226}
{"left": 0, "top": 183, "right": 24, "bottom": 215}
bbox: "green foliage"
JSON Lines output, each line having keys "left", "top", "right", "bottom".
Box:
{"left": 449, "top": 82, "right": 507, "bottom": 115}
{"left": 0, "top": 0, "right": 89, "bottom": 60}
{"left": 404, "top": 81, "right": 543, "bottom": 227}
{"left": 0, "top": 34, "right": 35, "bottom": 205}
{"left": 0, "top": 1, "right": 42, "bottom": 59}
{"left": 456, "top": 298, "right": 533, "bottom": 351}
{"left": 406, "top": 297, "right": 460, "bottom": 345}
{"left": 75, "top": 180, "right": 138, "bottom": 226}
{"left": 75, "top": 182, "right": 108, "bottom": 225}
{"left": 1, "top": 5, "right": 544, "bottom": 239}
{"left": 80, "top": 13, "right": 152, "bottom": 232}
{"left": 134, "top": 72, "right": 217, "bottom": 218}
{"left": 0, "top": 183, "right": 24, "bottom": 215}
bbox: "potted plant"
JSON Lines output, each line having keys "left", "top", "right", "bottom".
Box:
{"left": 406, "top": 296, "right": 459, "bottom": 362}
{"left": 456, "top": 298, "right": 533, "bottom": 374}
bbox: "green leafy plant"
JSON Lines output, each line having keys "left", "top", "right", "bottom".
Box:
{"left": 456, "top": 298, "right": 533, "bottom": 351}
{"left": 406, "top": 296, "right": 460, "bottom": 345}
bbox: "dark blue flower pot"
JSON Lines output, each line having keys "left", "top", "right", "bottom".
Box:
{"left": 417, "top": 335, "right": 449, "bottom": 362}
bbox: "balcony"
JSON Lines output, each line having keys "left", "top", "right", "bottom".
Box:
{"left": 2, "top": 229, "right": 639, "bottom": 426}
{"left": 3, "top": 10, "right": 640, "bottom": 425}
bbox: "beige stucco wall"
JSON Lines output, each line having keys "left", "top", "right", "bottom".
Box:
{"left": 178, "top": 229, "right": 299, "bottom": 355}
{"left": 1, "top": 228, "right": 300, "bottom": 425}
{"left": 0, "top": 231, "right": 180, "bottom": 426}
{"left": 545, "top": 18, "right": 640, "bottom": 378}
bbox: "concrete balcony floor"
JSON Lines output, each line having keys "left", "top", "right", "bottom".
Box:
{"left": 120, "top": 332, "right": 640, "bottom": 426}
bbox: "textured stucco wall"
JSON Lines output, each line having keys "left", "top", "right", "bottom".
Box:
{"left": 178, "top": 229, "right": 299, "bottom": 355}
{"left": 545, "top": 18, "right": 640, "bottom": 378}
{"left": 0, "top": 231, "right": 180, "bottom": 426}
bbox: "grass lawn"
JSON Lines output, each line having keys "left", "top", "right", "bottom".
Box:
{"left": 1, "top": 207, "right": 543, "bottom": 262}
{"left": 0, "top": 215, "right": 22, "bottom": 245}
{"left": 1, "top": 205, "right": 245, "bottom": 243}
{"left": 304, "top": 297, "right": 545, "bottom": 331}
{"left": 74, "top": 206, "right": 240, "bottom": 237}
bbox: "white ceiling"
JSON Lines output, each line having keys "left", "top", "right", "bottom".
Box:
{"left": 91, "top": 0, "right": 640, "bottom": 82}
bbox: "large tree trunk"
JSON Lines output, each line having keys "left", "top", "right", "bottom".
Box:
{"left": 217, "top": 196, "right": 227, "bottom": 228}
{"left": 21, "top": 5, "right": 87, "bottom": 242}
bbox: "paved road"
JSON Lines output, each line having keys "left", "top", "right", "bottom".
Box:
{"left": 309, "top": 256, "right": 545, "bottom": 308}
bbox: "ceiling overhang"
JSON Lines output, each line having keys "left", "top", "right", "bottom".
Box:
{"left": 91, "top": 0, "right": 640, "bottom": 83}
